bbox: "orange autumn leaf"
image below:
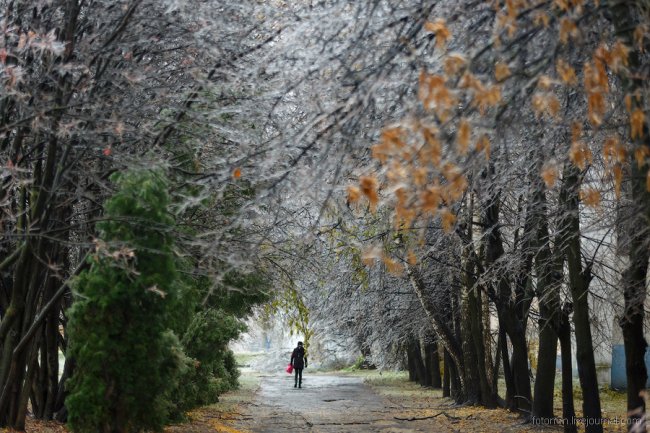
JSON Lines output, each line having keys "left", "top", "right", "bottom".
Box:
{"left": 474, "top": 85, "right": 502, "bottom": 114}
{"left": 425, "top": 19, "right": 451, "bottom": 49}
{"left": 559, "top": 18, "right": 578, "bottom": 44}
{"left": 395, "top": 186, "right": 408, "bottom": 206}
{"left": 634, "top": 25, "right": 647, "bottom": 52}
{"left": 421, "top": 183, "right": 442, "bottom": 215}
{"left": 381, "top": 127, "right": 407, "bottom": 149}
{"left": 602, "top": 136, "right": 618, "bottom": 164}
{"left": 407, "top": 250, "right": 418, "bottom": 266}
{"left": 541, "top": 163, "right": 559, "bottom": 188}
{"left": 580, "top": 188, "right": 601, "bottom": 208}
{"left": 569, "top": 123, "right": 592, "bottom": 170}
{"left": 457, "top": 119, "right": 471, "bottom": 154}
{"left": 547, "top": 94, "right": 561, "bottom": 118}
{"left": 631, "top": 109, "right": 645, "bottom": 140}
{"left": 371, "top": 142, "right": 390, "bottom": 163}
{"left": 440, "top": 208, "right": 456, "bottom": 233}
{"left": 571, "top": 122, "right": 583, "bottom": 143}
{"left": 382, "top": 256, "right": 404, "bottom": 275}
{"left": 531, "top": 93, "right": 546, "bottom": 116}
{"left": 613, "top": 164, "right": 623, "bottom": 198}
{"left": 413, "top": 167, "right": 428, "bottom": 186}
{"left": 347, "top": 185, "right": 361, "bottom": 204}
{"left": 232, "top": 167, "right": 242, "bottom": 179}
{"left": 587, "top": 91, "right": 606, "bottom": 126}
{"left": 422, "top": 127, "right": 442, "bottom": 167}
{"left": 537, "top": 75, "right": 555, "bottom": 90}
{"left": 625, "top": 93, "right": 633, "bottom": 114}
{"left": 556, "top": 59, "right": 577, "bottom": 85}
{"left": 444, "top": 53, "right": 467, "bottom": 76}
{"left": 495, "top": 62, "right": 510, "bottom": 82}
{"left": 570, "top": 141, "right": 592, "bottom": 170}
{"left": 634, "top": 145, "right": 650, "bottom": 168}
{"left": 475, "top": 134, "right": 490, "bottom": 160}
{"left": 533, "top": 10, "right": 550, "bottom": 28}
{"left": 459, "top": 72, "right": 483, "bottom": 91}
{"left": 359, "top": 175, "right": 379, "bottom": 211}
{"left": 609, "top": 40, "right": 630, "bottom": 72}
{"left": 554, "top": 0, "right": 571, "bottom": 11}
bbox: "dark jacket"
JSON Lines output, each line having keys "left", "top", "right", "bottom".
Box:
{"left": 291, "top": 346, "right": 307, "bottom": 369}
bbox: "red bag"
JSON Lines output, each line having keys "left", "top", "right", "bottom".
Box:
{"left": 286, "top": 363, "right": 294, "bottom": 374}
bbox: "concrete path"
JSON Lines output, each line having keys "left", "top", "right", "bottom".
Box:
{"left": 233, "top": 374, "right": 441, "bottom": 432}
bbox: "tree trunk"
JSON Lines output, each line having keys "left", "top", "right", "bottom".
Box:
{"left": 559, "top": 163, "right": 602, "bottom": 433}
{"left": 443, "top": 349, "right": 451, "bottom": 397}
{"left": 425, "top": 341, "right": 441, "bottom": 389}
{"left": 483, "top": 187, "right": 532, "bottom": 412}
{"left": 559, "top": 305, "right": 577, "bottom": 433}
{"left": 607, "top": 4, "right": 650, "bottom": 430}
{"left": 532, "top": 179, "right": 562, "bottom": 421}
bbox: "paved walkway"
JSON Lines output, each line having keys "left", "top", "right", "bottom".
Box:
{"left": 232, "top": 374, "right": 440, "bottom": 432}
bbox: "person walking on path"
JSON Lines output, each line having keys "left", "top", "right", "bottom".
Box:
{"left": 290, "top": 341, "right": 308, "bottom": 388}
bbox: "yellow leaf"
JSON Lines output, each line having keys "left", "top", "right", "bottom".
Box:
{"left": 457, "top": 119, "right": 471, "bottom": 154}
{"left": 631, "top": 109, "right": 645, "bottom": 139}
{"left": 495, "top": 62, "right": 510, "bottom": 82}
{"left": 580, "top": 188, "right": 601, "bottom": 208}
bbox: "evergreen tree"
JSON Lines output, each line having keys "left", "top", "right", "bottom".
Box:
{"left": 66, "top": 170, "right": 181, "bottom": 433}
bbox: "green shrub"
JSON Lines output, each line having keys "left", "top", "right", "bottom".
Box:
{"left": 66, "top": 170, "right": 181, "bottom": 433}
{"left": 167, "top": 309, "right": 246, "bottom": 419}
